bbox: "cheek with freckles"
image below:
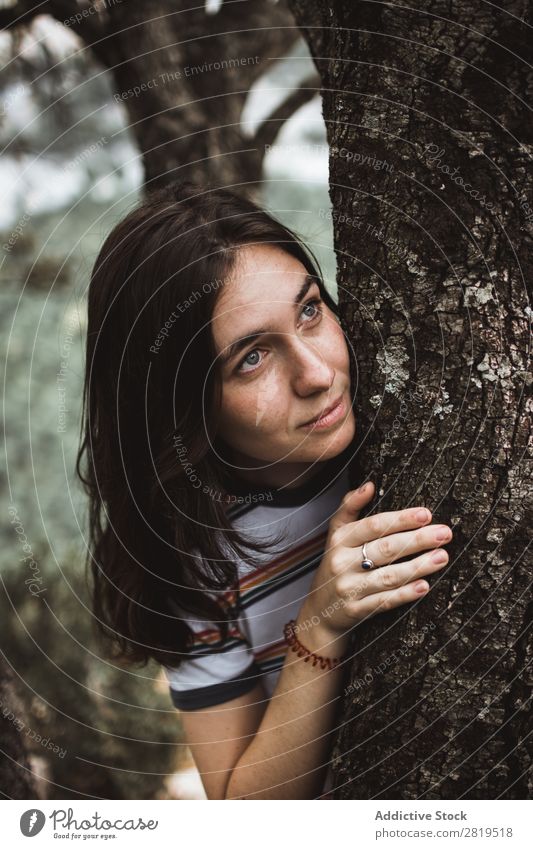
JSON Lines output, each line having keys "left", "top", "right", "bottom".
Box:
{"left": 220, "top": 361, "right": 289, "bottom": 457}
{"left": 253, "top": 362, "right": 284, "bottom": 428}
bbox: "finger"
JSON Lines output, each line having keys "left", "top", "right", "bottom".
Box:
{"left": 341, "top": 522, "right": 453, "bottom": 569}
{"left": 342, "top": 547, "right": 449, "bottom": 600}
{"left": 328, "top": 481, "right": 375, "bottom": 534}
{"left": 335, "top": 504, "right": 435, "bottom": 548}
{"left": 351, "top": 578, "right": 433, "bottom": 621}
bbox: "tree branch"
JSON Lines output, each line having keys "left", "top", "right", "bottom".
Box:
{"left": 254, "top": 74, "right": 321, "bottom": 151}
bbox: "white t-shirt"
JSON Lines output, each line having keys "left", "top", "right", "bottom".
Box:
{"left": 163, "top": 445, "right": 355, "bottom": 798}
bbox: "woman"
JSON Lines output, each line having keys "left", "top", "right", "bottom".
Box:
{"left": 76, "top": 180, "right": 452, "bottom": 800}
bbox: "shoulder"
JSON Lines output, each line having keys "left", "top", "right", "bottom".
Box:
{"left": 163, "top": 595, "right": 262, "bottom": 711}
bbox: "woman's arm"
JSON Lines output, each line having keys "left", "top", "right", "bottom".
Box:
{"left": 183, "top": 481, "right": 453, "bottom": 799}
{"left": 224, "top": 610, "right": 351, "bottom": 799}
{"left": 180, "top": 618, "right": 349, "bottom": 800}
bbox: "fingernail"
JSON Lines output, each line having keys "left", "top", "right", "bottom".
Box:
{"left": 416, "top": 508, "right": 429, "bottom": 522}
{"left": 432, "top": 549, "right": 448, "bottom": 563}
{"left": 415, "top": 581, "right": 429, "bottom": 593}
{"left": 357, "top": 482, "right": 368, "bottom": 493}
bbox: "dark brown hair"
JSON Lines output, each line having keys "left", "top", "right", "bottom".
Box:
{"left": 76, "top": 180, "right": 339, "bottom": 669}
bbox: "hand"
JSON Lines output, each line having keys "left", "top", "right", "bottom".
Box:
{"left": 298, "top": 481, "right": 453, "bottom": 639}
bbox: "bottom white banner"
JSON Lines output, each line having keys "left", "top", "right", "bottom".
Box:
{"left": 3, "top": 799, "right": 531, "bottom": 848}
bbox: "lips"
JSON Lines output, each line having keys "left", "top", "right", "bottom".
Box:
{"left": 301, "top": 394, "right": 344, "bottom": 427}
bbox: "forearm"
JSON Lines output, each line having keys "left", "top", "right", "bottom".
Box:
{"left": 225, "top": 606, "right": 350, "bottom": 800}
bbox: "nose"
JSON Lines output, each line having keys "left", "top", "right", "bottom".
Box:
{"left": 289, "top": 336, "right": 335, "bottom": 396}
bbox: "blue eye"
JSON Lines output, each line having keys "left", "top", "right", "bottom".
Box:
{"left": 300, "top": 298, "right": 322, "bottom": 321}
{"left": 235, "top": 297, "right": 323, "bottom": 374}
{"left": 242, "top": 350, "right": 261, "bottom": 368}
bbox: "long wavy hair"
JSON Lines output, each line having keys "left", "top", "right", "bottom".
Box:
{"left": 76, "top": 180, "right": 340, "bottom": 669}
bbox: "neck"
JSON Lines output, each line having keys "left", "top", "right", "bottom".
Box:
{"left": 231, "top": 459, "right": 328, "bottom": 490}
{"left": 218, "top": 444, "right": 328, "bottom": 490}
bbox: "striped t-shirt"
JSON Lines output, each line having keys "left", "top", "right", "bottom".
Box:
{"left": 163, "top": 444, "right": 354, "bottom": 797}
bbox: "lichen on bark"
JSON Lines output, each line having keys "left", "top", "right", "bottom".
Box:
{"left": 289, "top": 0, "right": 532, "bottom": 799}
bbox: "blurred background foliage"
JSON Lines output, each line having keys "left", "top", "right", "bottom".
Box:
{"left": 2, "top": 550, "right": 181, "bottom": 799}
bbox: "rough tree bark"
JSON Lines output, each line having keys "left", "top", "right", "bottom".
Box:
{"left": 289, "top": 0, "right": 532, "bottom": 798}
{"left": 1, "top": 0, "right": 319, "bottom": 195}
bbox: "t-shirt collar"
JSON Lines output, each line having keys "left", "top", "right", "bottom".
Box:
{"left": 219, "top": 441, "right": 358, "bottom": 508}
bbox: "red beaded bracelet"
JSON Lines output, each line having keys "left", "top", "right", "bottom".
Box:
{"left": 283, "top": 619, "right": 347, "bottom": 671}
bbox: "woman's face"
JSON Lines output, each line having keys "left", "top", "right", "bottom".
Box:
{"left": 211, "top": 244, "right": 356, "bottom": 481}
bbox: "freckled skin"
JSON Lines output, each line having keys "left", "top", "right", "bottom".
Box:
{"left": 211, "top": 244, "right": 356, "bottom": 489}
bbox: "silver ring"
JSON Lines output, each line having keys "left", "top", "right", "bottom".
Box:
{"left": 361, "top": 541, "right": 376, "bottom": 570}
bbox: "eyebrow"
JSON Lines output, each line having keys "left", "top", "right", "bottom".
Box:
{"left": 219, "top": 274, "right": 319, "bottom": 366}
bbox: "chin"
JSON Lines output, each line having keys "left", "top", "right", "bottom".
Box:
{"left": 295, "top": 413, "right": 356, "bottom": 462}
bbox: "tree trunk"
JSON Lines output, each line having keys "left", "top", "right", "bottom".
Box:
{"left": 289, "top": 0, "right": 532, "bottom": 798}
{"left": 43, "top": 0, "right": 316, "bottom": 196}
